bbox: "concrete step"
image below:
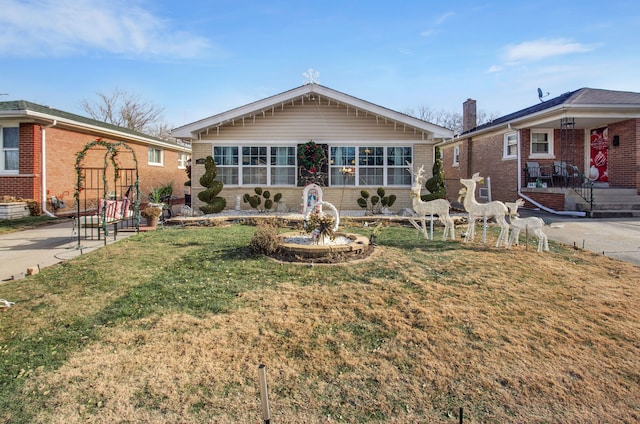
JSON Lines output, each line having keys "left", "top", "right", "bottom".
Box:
{"left": 570, "top": 188, "right": 640, "bottom": 214}
{"left": 593, "top": 202, "right": 640, "bottom": 210}
{"left": 574, "top": 201, "right": 640, "bottom": 212}
{"left": 589, "top": 210, "right": 640, "bottom": 218}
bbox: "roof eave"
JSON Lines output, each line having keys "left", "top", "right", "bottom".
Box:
{"left": 455, "top": 103, "right": 640, "bottom": 140}
{"left": 171, "top": 84, "right": 453, "bottom": 140}
{"left": 1, "top": 109, "right": 190, "bottom": 151}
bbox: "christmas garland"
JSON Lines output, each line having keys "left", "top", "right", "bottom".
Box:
{"left": 298, "top": 140, "right": 325, "bottom": 174}
{"left": 74, "top": 138, "right": 141, "bottom": 235}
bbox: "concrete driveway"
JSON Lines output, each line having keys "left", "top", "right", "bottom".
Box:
{"left": 517, "top": 209, "right": 640, "bottom": 267}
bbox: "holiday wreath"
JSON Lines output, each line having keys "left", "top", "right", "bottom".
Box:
{"left": 298, "top": 140, "right": 325, "bottom": 174}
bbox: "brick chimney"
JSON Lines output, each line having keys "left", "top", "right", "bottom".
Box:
{"left": 462, "top": 98, "right": 477, "bottom": 133}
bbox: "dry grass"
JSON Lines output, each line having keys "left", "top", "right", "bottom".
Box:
{"left": 1, "top": 224, "right": 639, "bottom": 423}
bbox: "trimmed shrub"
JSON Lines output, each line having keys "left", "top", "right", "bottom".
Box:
{"left": 197, "top": 156, "right": 226, "bottom": 214}
{"left": 243, "top": 188, "right": 282, "bottom": 213}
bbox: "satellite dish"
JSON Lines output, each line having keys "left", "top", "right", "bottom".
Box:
{"left": 538, "top": 88, "right": 550, "bottom": 102}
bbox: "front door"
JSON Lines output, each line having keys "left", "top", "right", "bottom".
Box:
{"left": 589, "top": 127, "right": 608, "bottom": 182}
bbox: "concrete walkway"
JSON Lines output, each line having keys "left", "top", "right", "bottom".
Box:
{"left": 0, "top": 219, "right": 135, "bottom": 283}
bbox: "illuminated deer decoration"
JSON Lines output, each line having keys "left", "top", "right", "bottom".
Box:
{"left": 504, "top": 199, "right": 549, "bottom": 252}
{"left": 459, "top": 173, "right": 510, "bottom": 247}
{"left": 408, "top": 163, "right": 455, "bottom": 241}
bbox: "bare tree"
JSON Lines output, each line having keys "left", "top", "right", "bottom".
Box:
{"left": 150, "top": 122, "right": 176, "bottom": 142}
{"left": 406, "top": 105, "right": 499, "bottom": 134}
{"left": 82, "top": 88, "right": 167, "bottom": 136}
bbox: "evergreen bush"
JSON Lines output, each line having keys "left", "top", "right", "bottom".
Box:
{"left": 197, "top": 156, "right": 226, "bottom": 214}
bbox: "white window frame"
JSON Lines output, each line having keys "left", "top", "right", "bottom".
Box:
{"left": 148, "top": 147, "right": 164, "bottom": 166}
{"left": 503, "top": 132, "right": 518, "bottom": 159}
{"left": 241, "top": 145, "right": 267, "bottom": 186}
{"left": 529, "top": 129, "right": 554, "bottom": 158}
{"left": 329, "top": 144, "right": 413, "bottom": 187}
{"left": 213, "top": 146, "right": 239, "bottom": 185}
{"left": 177, "top": 152, "right": 189, "bottom": 169}
{"left": 385, "top": 146, "right": 413, "bottom": 186}
{"left": 1, "top": 126, "right": 19, "bottom": 174}
{"left": 453, "top": 145, "right": 460, "bottom": 166}
{"left": 213, "top": 144, "right": 297, "bottom": 187}
{"left": 269, "top": 145, "right": 297, "bottom": 186}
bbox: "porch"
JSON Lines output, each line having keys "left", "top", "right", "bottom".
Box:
{"left": 521, "top": 186, "right": 640, "bottom": 217}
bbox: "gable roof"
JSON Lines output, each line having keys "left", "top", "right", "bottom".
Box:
{"left": 459, "top": 87, "right": 640, "bottom": 138}
{"left": 0, "top": 100, "right": 189, "bottom": 151}
{"left": 171, "top": 84, "right": 453, "bottom": 141}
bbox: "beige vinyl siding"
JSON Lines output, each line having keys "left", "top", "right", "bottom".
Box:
{"left": 190, "top": 99, "right": 438, "bottom": 213}
{"left": 192, "top": 143, "right": 211, "bottom": 163}
{"left": 197, "top": 101, "right": 429, "bottom": 141}
{"left": 412, "top": 144, "right": 433, "bottom": 171}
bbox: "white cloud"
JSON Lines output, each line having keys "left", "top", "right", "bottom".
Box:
{"left": 486, "top": 65, "right": 503, "bottom": 73}
{"left": 420, "top": 11, "right": 454, "bottom": 37}
{"left": 0, "top": 0, "right": 211, "bottom": 59}
{"left": 399, "top": 48, "right": 415, "bottom": 56}
{"left": 503, "top": 38, "right": 594, "bottom": 63}
{"left": 435, "top": 12, "right": 455, "bottom": 25}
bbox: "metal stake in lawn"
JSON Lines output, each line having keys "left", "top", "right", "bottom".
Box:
{"left": 258, "top": 364, "right": 271, "bottom": 424}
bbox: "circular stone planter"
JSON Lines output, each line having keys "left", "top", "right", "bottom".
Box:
{"left": 275, "top": 231, "right": 372, "bottom": 263}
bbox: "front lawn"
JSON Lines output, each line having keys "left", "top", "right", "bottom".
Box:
{"left": 1, "top": 224, "right": 638, "bottom": 423}
{"left": 0, "top": 215, "right": 60, "bottom": 235}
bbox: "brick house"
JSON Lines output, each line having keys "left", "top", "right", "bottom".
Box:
{"left": 0, "top": 100, "right": 191, "bottom": 216}
{"left": 439, "top": 88, "right": 640, "bottom": 217}
{"left": 171, "top": 84, "right": 453, "bottom": 214}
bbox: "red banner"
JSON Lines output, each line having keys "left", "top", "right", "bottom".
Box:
{"left": 589, "top": 127, "right": 608, "bottom": 182}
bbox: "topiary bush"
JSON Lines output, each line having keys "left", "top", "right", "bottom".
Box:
{"left": 357, "top": 187, "right": 396, "bottom": 215}
{"left": 421, "top": 146, "right": 447, "bottom": 201}
{"left": 243, "top": 187, "right": 282, "bottom": 213}
{"left": 197, "top": 156, "right": 226, "bottom": 214}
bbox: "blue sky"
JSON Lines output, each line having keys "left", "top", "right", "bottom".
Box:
{"left": 1, "top": 0, "right": 638, "bottom": 130}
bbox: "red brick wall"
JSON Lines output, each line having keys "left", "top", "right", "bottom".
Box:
{"left": 0, "top": 123, "right": 188, "bottom": 214}
{"left": 442, "top": 133, "right": 521, "bottom": 205}
{"left": 519, "top": 128, "right": 586, "bottom": 177}
{"left": 636, "top": 119, "right": 640, "bottom": 194}
{"left": 521, "top": 190, "right": 565, "bottom": 210}
{"left": 607, "top": 119, "right": 638, "bottom": 191}
{"left": 441, "top": 119, "right": 638, "bottom": 211}
{"left": 466, "top": 133, "right": 520, "bottom": 203}
{"left": 441, "top": 141, "right": 465, "bottom": 203}
{"left": 0, "top": 123, "right": 42, "bottom": 201}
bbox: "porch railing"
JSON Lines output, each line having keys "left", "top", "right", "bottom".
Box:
{"left": 569, "top": 165, "right": 594, "bottom": 212}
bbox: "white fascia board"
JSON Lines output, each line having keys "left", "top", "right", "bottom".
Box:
{"left": 171, "top": 85, "right": 313, "bottom": 139}
{"left": 171, "top": 84, "right": 454, "bottom": 140}
{"left": 2, "top": 109, "right": 189, "bottom": 152}
{"left": 463, "top": 103, "right": 640, "bottom": 138}
{"left": 510, "top": 106, "right": 639, "bottom": 130}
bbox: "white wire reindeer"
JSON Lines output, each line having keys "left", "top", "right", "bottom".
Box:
{"left": 459, "top": 173, "right": 510, "bottom": 247}
{"left": 407, "top": 163, "right": 455, "bottom": 241}
{"left": 504, "top": 199, "right": 549, "bottom": 252}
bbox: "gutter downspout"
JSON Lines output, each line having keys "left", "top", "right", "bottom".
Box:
{"left": 515, "top": 127, "right": 586, "bottom": 217}
{"left": 41, "top": 120, "right": 57, "bottom": 218}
